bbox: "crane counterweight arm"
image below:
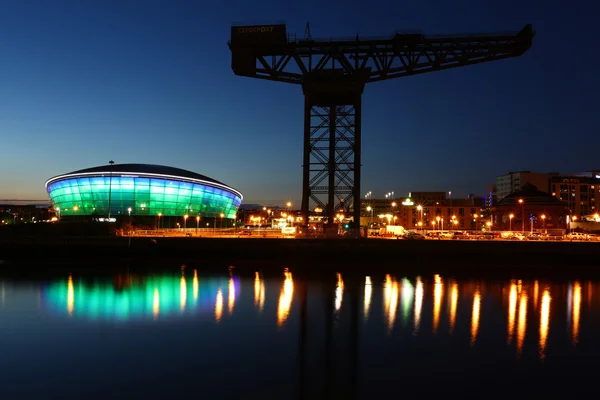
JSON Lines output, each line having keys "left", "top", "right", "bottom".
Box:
{"left": 229, "top": 24, "right": 534, "bottom": 84}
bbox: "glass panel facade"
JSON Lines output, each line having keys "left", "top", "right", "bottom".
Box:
{"left": 47, "top": 175, "right": 242, "bottom": 219}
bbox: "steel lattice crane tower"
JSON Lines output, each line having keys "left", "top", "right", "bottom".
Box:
{"left": 228, "top": 23, "right": 534, "bottom": 230}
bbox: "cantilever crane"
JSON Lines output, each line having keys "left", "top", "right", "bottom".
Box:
{"left": 228, "top": 24, "right": 534, "bottom": 230}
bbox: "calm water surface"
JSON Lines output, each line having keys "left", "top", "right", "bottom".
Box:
{"left": 1, "top": 267, "right": 599, "bottom": 398}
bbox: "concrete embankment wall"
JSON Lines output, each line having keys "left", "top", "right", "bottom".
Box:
{"left": 1, "top": 237, "right": 599, "bottom": 275}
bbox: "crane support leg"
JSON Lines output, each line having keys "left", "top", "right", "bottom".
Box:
{"left": 301, "top": 90, "right": 362, "bottom": 232}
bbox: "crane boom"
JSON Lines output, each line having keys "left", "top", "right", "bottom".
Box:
{"left": 229, "top": 24, "right": 533, "bottom": 84}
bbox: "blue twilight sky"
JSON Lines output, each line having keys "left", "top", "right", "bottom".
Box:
{"left": 0, "top": 0, "right": 598, "bottom": 207}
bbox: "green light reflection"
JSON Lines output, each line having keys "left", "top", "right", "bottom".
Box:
{"left": 43, "top": 273, "right": 236, "bottom": 321}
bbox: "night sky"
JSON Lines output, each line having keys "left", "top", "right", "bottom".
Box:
{"left": 0, "top": 0, "right": 598, "bottom": 206}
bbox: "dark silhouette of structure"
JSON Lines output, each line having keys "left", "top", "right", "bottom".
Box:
{"left": 228, "top": 23, "right": 534, "bottom": 228}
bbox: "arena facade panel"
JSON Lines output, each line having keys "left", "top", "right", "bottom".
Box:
{"left": 45, "top": 163, "right": 243, "bottom": 219}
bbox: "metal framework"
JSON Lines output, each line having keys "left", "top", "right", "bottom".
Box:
{"left": 229, "top": 24, "right": 534, "bottom": 228}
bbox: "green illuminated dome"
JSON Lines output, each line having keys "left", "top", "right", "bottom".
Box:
{"left": 45, "top": 163, "right": 243, "bottom": 219}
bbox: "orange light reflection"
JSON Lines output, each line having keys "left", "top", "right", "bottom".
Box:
{"left": 364, "top": 276, "right": 372, "bottom": 321}
{"left": 573, "top": 281, "right": 581, "bottom": 346}
{"left": 539, "top": 288, "right": 551, "bottom": 359}
{"left": 516, "top": 292, "right": 528, "bottom": 358}
{"left": 215, "top": 289, "right": 223, "bottom": 323}
{"left": 277, "top": 270, "right": 294, "bottom": 327}
{"left": 228, "top": 276, "right": 235, "bottom": 315}
{"left": 67, "top": 275, "right": 74, "bottom": 316}
{"left": 433, "top": 274, "right": 443, "bottom": 334}
{"left": 180, "top": 274, "right": 187, "bottom": 312}
{"left": 449, "top": 282, "right": 458, "bottom": 334}
{"left": 471, "top": 288, "right": 481, "bottom": 346}
{"left": 193, "top": 270, "right": 199, "bottom": 301}
{"left": 413, "top": 276, "right": 423, "bottom": 335}
{"left": 508, "top": 281, "right": 517, "bottom": 344}
{"left": 152, "top": 288, "right": 160, "bottom": 320}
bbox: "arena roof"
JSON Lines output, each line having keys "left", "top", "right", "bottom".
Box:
{"left": 64, "top": 164, "right": 224, "bottom": 185}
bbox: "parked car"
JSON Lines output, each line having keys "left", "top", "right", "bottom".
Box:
{"left": 565, "top": 232, "right": 589, "bottom": 240}
{"left": 527, "top": 232, "right": 549, "bottom": 240}
{"left": 403, "top": 231, "right": 425, "bottom": 240}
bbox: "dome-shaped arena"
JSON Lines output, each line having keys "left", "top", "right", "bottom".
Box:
{"left": 45, "top": 163, "right": 243, "bottom": 219}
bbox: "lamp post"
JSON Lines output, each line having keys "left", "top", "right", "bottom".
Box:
{"left": 473, "top": 214, "right": 478, "bottom": 231}
{"left": 184, "top": 214, "right": 188, "bottom": 232}
{"left": 128, "top": 207, "right": 132, "bottom": 217}
{"left": 541, "top": 214, "right": 546, "bottom": 231}
{"left": 509, "top": 213, "right": 514, "bottom": 231}
{"left": 107, "top": 160, "right": 115, "bottom": 220}
{"left": 220, "top": 213, "right": 224, "bottom": 230}
{"left": 417, "top": 205, "right": 423, "bottom": 229}
{"left": 196, "top": 215, "right": 200, "bottom": 235}
{"left": 157, "top": 212, "right": 162, "bottom": 230}
{"left": 366, "top": 206, "right": 373, "bottom": 227}
{"left": 518, "top": 198, "right": 524, "bottom": 233}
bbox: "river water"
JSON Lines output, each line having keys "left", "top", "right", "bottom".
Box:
{"left": 0, "top": 267, "right": 598, "bottom": 398}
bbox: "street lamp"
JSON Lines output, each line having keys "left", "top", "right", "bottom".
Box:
{"left": 518, "top": 198, "right": 524, "bottom": 232}
{"left": 417, "top": 205, "right": 423, "bottom": 228}
{"left": 128, "top": 207, "right": 132, "bottom": 217}
{"left": 184, "top": 214, "right": 188, "bottom": 231}
{"left": 158, "top": 212, "right": 162, "bottom": 230}
{"left": 509, "top": 213, "right": 514, "bottom": 231}
{"left": 541, "top": 214, "right": 546, "bottom": 230}
{"left": 220, "top": 212, "right": 224, "bottom": 230}
{"left": 366, "top": 206, "right": 373, "bottom": 227}
{"left": 436, "top": 216, "right": 441, "bottom": 230}
{"left": 196, "top": 215, "right": 200, "bottom": 235}
{"left": 473, "top": 214, "right": 479, "bottom": 231}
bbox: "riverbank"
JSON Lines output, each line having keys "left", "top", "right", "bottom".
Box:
{"left": 1, "top": 236, "right": 599, "bottom": 274}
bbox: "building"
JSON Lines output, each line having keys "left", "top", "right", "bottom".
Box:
{"left": 361, "top": 192, "right": 486, "bottom": 230}
{"left": 0, "top": 204, "right": 50, "bottom": 224}
{"left": 491, "top": 184, "right": 568, "bottom": 231}
{"left": 496, "top": 171, "right": 552, "bottom": 200}
{"left": 45, "top": 163, "right": 243, "bottom": 221}
{"left": 549, "top": 172, "right": 600, "bottom": 217}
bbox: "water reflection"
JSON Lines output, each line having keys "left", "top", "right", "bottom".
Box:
{"left": 26, "top": 271, "right": 600, "bottom": 364}
{"left": 401, "top": 278, "right": 413, "bottom": 325}
{"left": 277, "top": 269, "right": 294, "bottom": 327}
{"left": 413, "top": 276, "right": 423, "bottom": 335}
{"left": 335, "top": 273, "right": 344, "bottom": 312}
{"left": 44, "top": 273, "right": 225, "bottom": 321}
{"left": 433, "top": 274, "right": 443, "bottom": 334}
{"left": 539, "top": 288, "right": 551, "bottom": 359}
{"left": 228, "top": 275, "right": 236, "bottom": 315}
{"left": 383, "top": 275, "right": 399, "bottom": 333}
{"left": 471, "top": 288, "right": 481, "bottom": 346}
{"left": 364, "top": 276, "right": 372, "bottom": 321}
{"left": 573, "top": 281, "right": 581, "bottom": 346}
{"left": 180, "top": 274, "right": 187, "bottom": 312}
{"left": 449, "top": 281, "right": 458, "bottom": 334}
{"left": 508, "top": 280, "right": 517, "bottom": 344}
{"left": 533, "top": 280, "right": 539, "bottom": 310}
{"left": 516, "top": 292, "right": 528, "bottom": 358}
{"left": 67, "top": 274, "right": 74, "bottom": 316}
{"left": 5, "top": 272, "right": 600, "bottom": 398}
{"left": 215, "top": 289, "right": 223, "bottom": 323}
{"left": 193, "top": 270, "right": 199, "bottom": 301}
{"left": 153, "top": 288, "right": 160, "bottom": 320}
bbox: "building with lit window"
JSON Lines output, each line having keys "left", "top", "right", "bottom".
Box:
{"left": 496, "top": 171, "right": 553, "bottom": 200}
{"left": 491, "top": 184, "right": 568, "bottom": 231}
{"left": 45, "top": 163, "right": 243, "bottom": 220}
{"left": 549, "top": 172, "right": 600, "bottom": 217}
{"left": 361, "top": 193, "right": 486, "bottom": 230}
